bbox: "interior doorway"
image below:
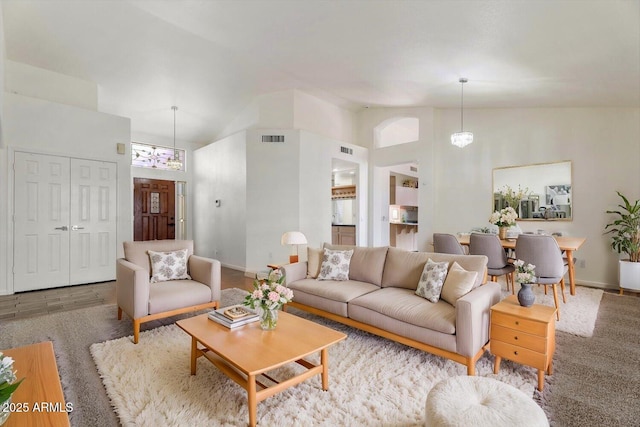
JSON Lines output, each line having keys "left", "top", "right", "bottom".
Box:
{"left": 331, "top": 159, "right": 359, "bottom": 245}
{"left": 133, "top": 178, "right": 176, "bottom": 241}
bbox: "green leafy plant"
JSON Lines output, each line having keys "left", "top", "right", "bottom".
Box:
{"left": 499, "top": 184, "right": 530, "bottom": 210}
{"left": 605, "top": 191, "right": 640, "bottom": 263}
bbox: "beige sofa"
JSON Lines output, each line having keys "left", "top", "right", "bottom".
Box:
{"left": 116, "top": 240, "right": 221, "bottom": 343}
{"left": 282, "top": 245, "right": 500, "bottom": 375}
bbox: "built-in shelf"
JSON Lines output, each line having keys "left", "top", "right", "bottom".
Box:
{"left": 331, "top": 185, "right": 356, "bottom": 199}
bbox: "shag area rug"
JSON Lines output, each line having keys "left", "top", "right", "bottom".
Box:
{"left": 500, "top": 283, "right": 603, "bottom": 337}
{"left": 91, "top": 311, "right": 536, "bottom": 426}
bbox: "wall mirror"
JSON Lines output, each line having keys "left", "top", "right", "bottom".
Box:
{"left": 492, "top": 161, "right": 572, "bottom": 221}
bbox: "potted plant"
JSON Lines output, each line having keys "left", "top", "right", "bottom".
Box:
{"left": 604, "top": 191, "right": 640, "bottom": 292}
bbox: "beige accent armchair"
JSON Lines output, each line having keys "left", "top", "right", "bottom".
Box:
{"left": 116, "top": 240, "right": 221, "bottom": 343}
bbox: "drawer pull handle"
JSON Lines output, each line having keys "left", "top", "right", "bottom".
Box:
{"left": 514, "top": 351, "right": 519, "bottom": 356}
{"left": 515, "top": 321, "right": 520, "bottom": 325}
{"left": 514, "top": 336, "right": 518, "bottom": 340}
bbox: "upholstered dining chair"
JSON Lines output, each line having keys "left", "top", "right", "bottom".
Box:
{"left": 116, "top": 240, "right": 221, "bottom": 343}
{"left": 469, "top": 233, "right": 515, "bottom": 294}
{"left": 515, "top": 234, "right": 567, "bottom": 320}
{"left": 433, "top": 233, "right": 467, "bottom": 255}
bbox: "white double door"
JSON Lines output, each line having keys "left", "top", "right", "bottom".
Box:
{"left": 13, "top": 152, "right": 117, "bottom": 292}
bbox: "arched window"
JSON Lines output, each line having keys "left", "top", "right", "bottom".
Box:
{"left": 375, "top": 117, "right": 419, "bottom": 148}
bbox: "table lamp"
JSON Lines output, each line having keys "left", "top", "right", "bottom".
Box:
{"left": 281, "top": 231, "right": 308, "bottom": 263}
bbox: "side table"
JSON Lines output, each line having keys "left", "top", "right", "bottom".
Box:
{"left": 490, "top": 296, "right": 556, "bottom": 391}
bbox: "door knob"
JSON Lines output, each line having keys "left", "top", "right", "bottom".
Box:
{"left": 54, "top": 226, "right": 68, "bottom": 231}
{"left": 71, "top": 225, "right": 85, "bottom": 231}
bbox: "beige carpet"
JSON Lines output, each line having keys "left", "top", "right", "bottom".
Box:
{"left": 501, "top": 284, "right": 603, "bottom": 337}
{"left": 91, "top": 308, "right": 537, "bottom": 426}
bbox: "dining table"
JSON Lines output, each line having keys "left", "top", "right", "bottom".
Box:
{"left": 457, "top": 234, "right": 586, "bottom": 296}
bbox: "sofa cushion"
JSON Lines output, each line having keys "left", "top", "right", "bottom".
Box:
{"left": 148, "top": 249, "right": 191, "bottom": 283}
{"left": 148, "top": 280, "right": 211, "bottom": 314}
{"left": 415, "top": 259, "right": 449, "bottom": 303}
{"left": 440, "top": 262, "right": 478, "bottom": 307}
{"left": 307, "top": 247, "right": 323, "bottom": 278}
{"left": 350, "top": 287, "right": 456, "bottom": 335}
{"left": 124, "top": 240, "right": 194, "bottom": 274}
{"left": 324, "top": 243, "right": 388, "bottom": 286}
{"left": 382, "top": 247, "right": 487, "bottom": 289}
{"left": 318, "top": 248, "right": 353, "bottom": 281}
{"left": 287, "top": 278, "right": 379, "bottom": 303}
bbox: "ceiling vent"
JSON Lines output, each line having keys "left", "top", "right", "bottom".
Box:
{"left": 410, "top": 166, "right": 418, "bottom": 173}
{"left": 261, "top": 135, "right": 285, "bottom": 143}
{"left": 340, "top": 146, "right": 353, "bottom": 155}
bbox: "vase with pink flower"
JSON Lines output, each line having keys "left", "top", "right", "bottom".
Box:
{"left": 244, "top": 269, "right": 294, "bottom": 330}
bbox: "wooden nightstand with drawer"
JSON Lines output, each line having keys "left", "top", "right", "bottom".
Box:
{"left": 490, "top": 295, "right": 556, "bottom": 391}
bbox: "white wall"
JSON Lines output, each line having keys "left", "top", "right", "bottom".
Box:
{"left": 6, "top": 60, "right": 98, "bottom": 110}
{"left": 0, "top": 6, "right": 6, "bottom": 297}
{"left": 1, "top": 92, "right": 131, "bottom": 295}
{"left": 192, "top": 131, "right": 247, "bottom": 269}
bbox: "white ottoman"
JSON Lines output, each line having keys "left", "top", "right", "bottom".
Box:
{"left": 425, "top": 376, "right": 549, "bottom": 427}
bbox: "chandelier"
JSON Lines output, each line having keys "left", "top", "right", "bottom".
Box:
{"left": 451, "top": 78, "right": 473, "bottom": 148}
{"left": 166, "top": 106, "right": 183, "bottom": 170}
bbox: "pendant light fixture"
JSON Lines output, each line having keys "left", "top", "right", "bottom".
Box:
{"left": 451, "top": 78, "right": 473, "bottom": 148}
{"left": 166, "top": 105, "right": 183, "bottom": 170}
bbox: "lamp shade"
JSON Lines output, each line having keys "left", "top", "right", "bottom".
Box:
{"left": 281, "top": 231, "right": 308, "bottom": 245}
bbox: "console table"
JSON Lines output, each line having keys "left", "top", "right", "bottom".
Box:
{"left": 2, "top": 341, "right": 71, "bottom": 427}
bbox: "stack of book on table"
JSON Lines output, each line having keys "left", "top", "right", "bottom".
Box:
{"left": 208, "top": 304, "right": 259, "bottom": 328}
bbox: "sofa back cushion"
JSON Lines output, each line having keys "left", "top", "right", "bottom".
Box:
{"left": 381, "top": 247, "right": 487, "bottom": 290}
{"left": 123, "top": 240, "right": 194, "bottom": 275}
{"left": 323, "top": 243, "right": 388, "bottom": 287}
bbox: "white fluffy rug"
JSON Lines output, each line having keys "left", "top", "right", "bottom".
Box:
{"left": 91, "top": 315, "right": 537, "bottom": 426}
{"left": 500, "top": 284, "right": 603, "bottom": 337}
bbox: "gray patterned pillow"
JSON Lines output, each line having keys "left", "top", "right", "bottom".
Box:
{"left": 148, "top": 249, "right": 191, "bottom": 283}
{"left": 415, "top": 259, "right": 449, "bottom": 303}
{"left": 317, "top": 248, "right": 354, "bottom": 281}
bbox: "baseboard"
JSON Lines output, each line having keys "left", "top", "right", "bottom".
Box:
{"left": 576, "top": 280, "right": 618, "bottom": 290}
{"left": 220, "top": 262, "right": 246, "bottom": 272}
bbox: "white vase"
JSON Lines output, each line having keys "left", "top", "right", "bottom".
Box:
{"left": 619, "top": 260, "right": 640, "bottom": 291}
{"left": 0, "top": 396, "right": 11, "bottom": 426}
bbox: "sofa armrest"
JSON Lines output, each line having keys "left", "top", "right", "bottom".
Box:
{"left": 189, "top": 255, "right": 221, "bottom": 302}
{"left": 116, "top": 258, "right": 151, "bottom": 319}
{"left": 281, "top": 262, "right": 308, "bottom": 285}
{"left": 455, "top": 282, "right": 501, "bottom": 357}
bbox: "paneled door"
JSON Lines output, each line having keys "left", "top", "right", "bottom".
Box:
{"left": 13, "top": 152, "right": 117, "bottom": 292}
{"left": 69, "top": 159, "right": 117, "bottom": 285}
{"left": 133, "top": 178, "right": 176, "bottom": 241}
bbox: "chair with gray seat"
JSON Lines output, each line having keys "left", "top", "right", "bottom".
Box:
{"left": 515, "top": 234, "right": 567, "bottom": 320}
{"left": 433, "top": 233, "right": 467, "bottom": 255}
{"left": 469, "top": 233, "right": 515, "bottom": 294}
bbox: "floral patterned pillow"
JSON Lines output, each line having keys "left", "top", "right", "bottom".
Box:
{"left": 317, "top": 248, "right": 354, "bottom": 281}
{"left": 415, "top": 259, "right": 450, "bottom": 303}
{"left": 148, "top": 249, "right": 191, "bottom": 283}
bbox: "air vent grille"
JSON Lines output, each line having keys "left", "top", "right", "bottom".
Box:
{"left": 410, "top": 166, "right": 418, "bottom": 172}
{"left": 262, "top": 135, "right": 285, "bottom": 143}
{"left": 340, "top": 146, "right": 353, "bottom": 155}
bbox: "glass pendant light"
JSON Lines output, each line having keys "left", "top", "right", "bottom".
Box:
{"left": 451, "top": 78, "right": 473, "bottom": 148}
{"left": 167, "top": 106, "right": 183, "bottom": 170}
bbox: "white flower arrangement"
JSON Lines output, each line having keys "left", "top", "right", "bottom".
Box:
{"left": 489, "top": 206, "right": 518, "bottom": 227}
{"left": 0, "top": 352, "right": 23, "bottom": 404}
{"left": 513, "top": 259, "right": 536, "bottom": 284}
{"left": 244, "top": 269, "right": 294, "bottom": 311}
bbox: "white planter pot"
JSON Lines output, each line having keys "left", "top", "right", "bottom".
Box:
{"left": 619, "top": 260, "right": 640, "bottom": 291}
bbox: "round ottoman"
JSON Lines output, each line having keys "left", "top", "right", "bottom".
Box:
{"left": 425, "top": 376, "right": 548, "bottom": 427}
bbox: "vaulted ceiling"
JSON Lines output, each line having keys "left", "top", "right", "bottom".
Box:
{"left": 3, "top": 0, "right": 639, "bottom": 144}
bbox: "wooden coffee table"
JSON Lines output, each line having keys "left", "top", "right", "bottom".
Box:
{"left": 176, "top": 310, "right": 346, "bottom": 427}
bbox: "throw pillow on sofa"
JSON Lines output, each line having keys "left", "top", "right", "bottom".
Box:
{"left": 440, "top": 262, "right": 478, "bottom": 306}
{"left": 415, "top": 259, "right": 449, "bottom": 303}
{"left": 317, "top": 248, "right": 353, "bottom": 281}
{"left": 307, "top": 247, "right": 323, "bottom": 278}
{"left": 148, "top": 249, "right": 191, "bottom": 283}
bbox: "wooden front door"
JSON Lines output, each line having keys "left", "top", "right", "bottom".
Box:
{"left": 134, "top": 178, "right": 175, "bottom": 241}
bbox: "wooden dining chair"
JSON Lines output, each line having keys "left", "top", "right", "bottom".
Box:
{"left": 433, "top": 233, "right": 467, "bottom": 255}
{"left": 515, "top": 234, "right": 567, "bottom": 320}
{"left": 469, "top": 233, "right": 515, "bottom": 294}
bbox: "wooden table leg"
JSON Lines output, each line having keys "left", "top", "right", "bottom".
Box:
{"left": 248, "top": 374, "right": 257, "bottom": 427}
{"left": 190, "top": 337, "right": 198, "bottom": 375}
{"left": 493, "top": 356, "right": 502, "bottom": 375}
{"left": 537, "top": 369, "right": 545, "bottom": 391}
{"left": 566, "top": 250, "right": 576, "bottom": 295}
{"left": 321, "top": 348, "right": 329, "bottom": 390}
{"left": 548, "top": 359, "right": 553, "bottom": 376}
